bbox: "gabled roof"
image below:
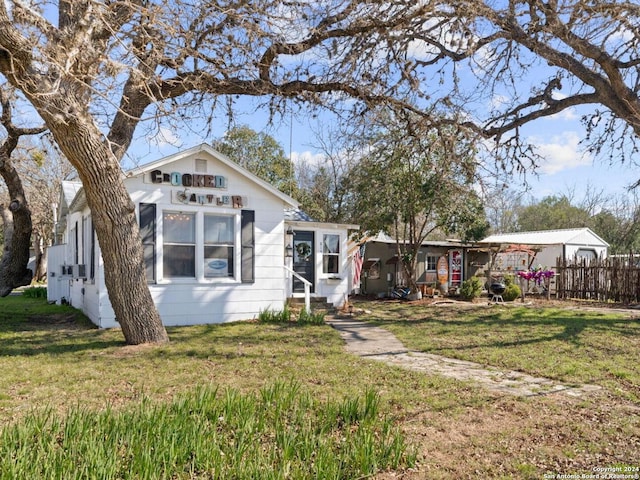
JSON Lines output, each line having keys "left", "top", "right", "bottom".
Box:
{"left": 285, "top": 208, "right": 315, "bottom": 222}
{"left": 479, "top": 228, "right": 609, "bottom": 247}
{"left": 59, "top": 181, "right": 82, "bottom": 219}
{"left": 124, "top": 143, "right": 299, "bottom": 208}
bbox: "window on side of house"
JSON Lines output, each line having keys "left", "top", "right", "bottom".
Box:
{"left": 322, "top": 234, "right": 340, "bottom": 274}
{"left": 163, "top": 211, "right": 196, "bottom": 277}
{"left": 90, "top": 222, "right": 96, "bottom": 281}
{"left": 139, "top": 203, "right": 156, "bottom": 283}
{"left": 426, "top": 255, "right": 438, "bottom": 271}
{"left": 204, "top": 214, "right": 234, "bottom": 278}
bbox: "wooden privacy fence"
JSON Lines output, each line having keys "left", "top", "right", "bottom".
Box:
{"left": 556, "top": 255, "right": 640, "bottom": 303}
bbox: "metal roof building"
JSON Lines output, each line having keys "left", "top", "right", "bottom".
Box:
{"left": 479, "top": 228, "right": 609, "bottom": 249}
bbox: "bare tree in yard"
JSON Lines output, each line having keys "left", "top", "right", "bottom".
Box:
{"left": 0, "top": 87, "right": 46, "bottom": 296}
{"left": 296, "top": 123, "right": 362, "bottom": 224}
{"left": 21, "top": 144, "right": 76, "bottom": 281}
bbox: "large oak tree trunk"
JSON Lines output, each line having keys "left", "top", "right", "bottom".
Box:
{"left": 40, "top": 107, "right": 169, "bottom": 345}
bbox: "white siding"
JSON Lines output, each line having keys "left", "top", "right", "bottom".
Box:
{"left": 285, "top": 225, "right": 354, "bottom": 307}
{"left": 533, "top": 246, "right": 564, "bottom": 269}
{"left": 46, "top": 244, "right": 71, "bottom": 304}
{"left": 88, "top": 149, "right": 291, "bottom": 328}
{"left": 56, "top": 145, "right": 354, "bottom": 328}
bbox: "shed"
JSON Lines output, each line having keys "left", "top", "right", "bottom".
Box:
{"left": 479, "top": 228, "right": 609, "bottom": 268}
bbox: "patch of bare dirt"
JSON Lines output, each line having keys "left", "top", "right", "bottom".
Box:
{"left": 376, "top": 393, "right": 640, "bottom": 479}
{"left": 27, "top": 313, "right": 89, "bottom": 329}
{"left": 106, "top": 343, "right": 160, "bottom": 358}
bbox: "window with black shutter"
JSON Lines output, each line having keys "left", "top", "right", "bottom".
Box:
{"left": 241, "top": 210, "right": 255, "bottom": 283}
{"left": 139, "top": 203, "right": 156, "bottom": 283}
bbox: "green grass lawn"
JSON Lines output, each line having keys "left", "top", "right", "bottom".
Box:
{"left": 361, "top": 300, "right": 640, "bottom": 403}
{"left": 0, "top": 295, "right": 639, "bottom": 479}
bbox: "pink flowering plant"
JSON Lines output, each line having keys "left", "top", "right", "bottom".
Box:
{"left": 516, "top": 266, "right": 555, "bottom": 285}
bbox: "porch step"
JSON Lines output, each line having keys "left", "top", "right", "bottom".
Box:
{"left": 287, "top": 297, "right": 334, "bottom": 310}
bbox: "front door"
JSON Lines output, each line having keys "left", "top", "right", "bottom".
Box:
{"left": 293, "top": 231, "right": 315, "bottom": 293}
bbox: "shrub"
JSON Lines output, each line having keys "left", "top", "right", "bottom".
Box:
{"left": 460, "top": 276, "right": 483, "bottom": 300}
{"left": 503, "top": 282, "right": 522, "bottom": 302}
{"left": 257, "top": 305, "right": 291, "bottom": 323}
{"left": 298, "top": 308, "right": 325, "bottom": 325}
{"left": 22, "top": 286, "right": 47, "bottom": 298}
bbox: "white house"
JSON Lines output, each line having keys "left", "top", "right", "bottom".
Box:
{"left": 47, "top": 144, "right": 357, "bottom": 328}
{"left": 285, "top": 209, "right": 359, "bottom": 307}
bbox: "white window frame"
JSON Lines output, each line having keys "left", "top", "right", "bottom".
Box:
{"left": 322, "top": 233, "right": 341, "bottom": 276}
{"left": 426, "top": 255, "right": 438, "bottom": 272}
{"left": 159, "top": 209, "right": 241, "bottom": 284}
{"left": 162, "top": 211, "right": 196, "bottom": 279}
{"left": 203, "top": 213, "right": 236, "bottom": 279}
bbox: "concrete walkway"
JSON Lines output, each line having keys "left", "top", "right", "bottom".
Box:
{"left": 326, "top": 316, "right": 602, "bottom": 398}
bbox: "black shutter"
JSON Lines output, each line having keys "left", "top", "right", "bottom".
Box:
{"left": 90, "top": 222, "right": 95, "bottom": 280}
{"left": 241, "top": 210, "right": 255, "bottom": 283}
{"left": 74, "top": 221, "right": 79, "bottom": 264}
{"left": 139, "top": 203, "right": 156, "bottom": 283}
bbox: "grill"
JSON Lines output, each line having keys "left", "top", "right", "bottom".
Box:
{"left": 489, "top": 282, "right": 506, "bottom": 303}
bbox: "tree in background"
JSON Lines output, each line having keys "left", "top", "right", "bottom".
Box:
{"left": 481, "top": 181, "right": 527, "bottom": 234}
{"left": 295, "top": 123, "right": 361, "bottom": 224}
{"left": 20, "top": 143, "right": 76, "bottom": 281}
{"left": 500, "top": 187, "right": 640, "bottom": 255}
{"left": 0, "top": 87, "right": 46, "bottom": 296}
{"left": 349, "top": 113, "right": 489, "bottom": 293}
{"left": 517, "top": 196, "right": 591, "bottom": 232}
{"left": 213, "top": 126, "right": 298, "bottom": 197}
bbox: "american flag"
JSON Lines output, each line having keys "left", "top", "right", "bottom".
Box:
{"left": 353, "top": 243, "right": 366, "bottom": 287}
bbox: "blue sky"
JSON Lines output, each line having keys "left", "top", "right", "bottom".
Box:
{"left": 125, "top": 95, "right": 637, "bottom": 205}
{"left": 11, "top": 0, "right": 635, "bottom": 204}
{"left": 504, "top": 112, "right": 636, "bottom": 201}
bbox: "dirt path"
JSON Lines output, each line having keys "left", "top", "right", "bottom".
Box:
{"left": 326, "top": 316, "right": 602, "bottom": 397}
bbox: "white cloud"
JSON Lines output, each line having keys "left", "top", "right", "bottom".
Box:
{"left": 548, "top": 108, "right": 579, "bottom": 121}
{"left": 490, "top": 94, "right": 509, "bottom": 109}
{"left": 292, "top": 150, "right": 326, "bottom": 166}
{"left": 608, "top": 27, "right": 634, "bottom": 44}
{"left": 406, "top": 38, "right": 441, "bottom": 61}
{"left": 147, "top": 127, "right": 182, "bottom": 148}
{"left": 528, "top": 131, "right": 591, "bottom": 174}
